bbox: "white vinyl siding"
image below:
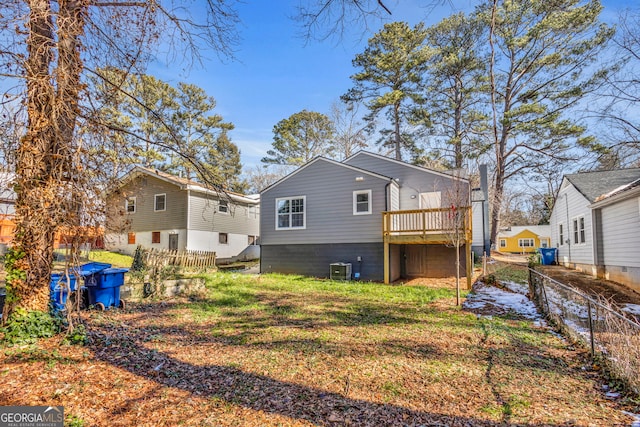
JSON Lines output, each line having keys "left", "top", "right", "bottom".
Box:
{"left": 549, "top": 181, "right": 594, "bottom": 265}
{"left": 276, "top": 196, "right": 306, "bottom": 230}
{"left": 600, "top": 197, "right": 640, "bottom": 267}
{"left": 353, "top": 190, "right": 372, "bottom": 215}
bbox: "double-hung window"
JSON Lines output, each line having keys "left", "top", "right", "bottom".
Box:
{"left": 126, "top": 197, "right": 136, "bottom": 214}
{"left": 558, "top": 223, "right": 564, "bottom": 246}
{"left": 353, "top": 190, "right": 372, "bottom": 215}
{"left": 154, "top": 194, "right": 166, "bottom": 212}
{"left": 518, "top": 238, "right": 534, "bottom": 248}
{"left": 218, "top": 200, "right": 228, "bottom": 214}
{"left": 573, "top": 216, "right": 585, "bottom": 244}
{"left": 276, "top": 196, "right": 305, "bottom": 230}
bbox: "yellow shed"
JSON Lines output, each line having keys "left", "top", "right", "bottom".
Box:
{"left": 497, "top": 225, "right": 551, "bottom": 254}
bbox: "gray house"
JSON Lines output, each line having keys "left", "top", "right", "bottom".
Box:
{"left": 260, "top": 152, "right": 472, "bottom": 285}
{"left": 549, "top": 168, "right": 640, "bottom": 292}
{"left": 105, "top": 166, "right": 260, "bottom": 260}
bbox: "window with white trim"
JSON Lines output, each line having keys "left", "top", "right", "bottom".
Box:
{"left": 154, "top": 194, "right": 166, "bottom": 212}
{"left": 276, "top": 196, "right": 305, "bottom": 230}
{"left": 558, "top": 223, "right": 564, "bottom": 246}
{"left": 126, "top": 197, "right": 136, "bottom": 214}
{"left": 499, "top": 239, "right": 506, "bottom": 248}
{"left": 218, "top": 200, "right": 228, "bottom": 214}
{"left": 573, "top": 216, "right": 585, "bottom": 244}
{"left": 518, "top": 238, "right": 535, "bottom": 248}
{"left": 353, "top": 190, "right": 372, "bottom": 215}
{"left": 219, "top": 232, "right": 228, "bottom": 244}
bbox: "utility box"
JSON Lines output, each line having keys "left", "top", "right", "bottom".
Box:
{"left": 330, "top": 263, "right": 352, "bottom": 281}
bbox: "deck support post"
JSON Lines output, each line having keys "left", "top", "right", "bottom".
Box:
{"left": 465, "top": 242, "right": 472, "bottom": 290}
{"left": 384, "top": 241, "right": 390, "bottom": 284}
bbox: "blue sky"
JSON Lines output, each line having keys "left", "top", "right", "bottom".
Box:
{"left": 151, "top": 0, "right": 629, "bottom": 171}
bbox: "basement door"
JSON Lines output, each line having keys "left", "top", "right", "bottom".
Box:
{"left": 168, "top": 233, "right": 179, "bottom": 251}
{"left": 405, "top": 245, "right": 428, "bottom": 277}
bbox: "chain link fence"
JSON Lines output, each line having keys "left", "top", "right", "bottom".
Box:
{"left": 529, "top": 269, "right": 640, "bottom": 395}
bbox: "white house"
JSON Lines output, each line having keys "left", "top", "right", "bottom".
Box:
{"left": 549, "top": 168, "right": 640, "bottom": 292}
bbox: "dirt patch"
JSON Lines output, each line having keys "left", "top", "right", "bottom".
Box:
{"left": 536, "top": 265, "right": 640, "bottom": 306}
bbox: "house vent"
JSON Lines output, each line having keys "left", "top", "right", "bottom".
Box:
{"left": 330, "top": 263, "right": 352, "bottom": 281}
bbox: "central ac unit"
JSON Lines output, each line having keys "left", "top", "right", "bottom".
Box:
{"left": 330, "top": 262, "right": 352, "bottom": 281}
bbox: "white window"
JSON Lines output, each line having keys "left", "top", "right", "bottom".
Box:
{"left": 126, "top": 197, "right": 136, "bottom": 214}
{"left": 276, "top": 196, "right": 305, "bottom": 230}
{"left": 499, "top": 239, "right": 506, "bottom": 248}
{"left": 154, "top": 194, "right": 166, "bottom": 212}
{"left": 540, "top": 239, "right": 549, "bottom": 248}
{"left": 573, "top": 216, "right": 585, "bottom": 244}
{"left": 518, "top": 238, "right": 535, "bottom": 248}
{"left": 353, "top": 190, "right": 372, "bottom": 215}
{"left": 558, "top": 223, "right": 564, "bottom": 246}
{"left": 218, "top": 200, "right": 228, "bottom": 214}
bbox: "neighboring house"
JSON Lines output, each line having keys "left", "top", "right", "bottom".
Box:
{"left": 0, "top": 172, "right": 16, "bottom": 246}
{"left": 260, "top": 151, "right": 473, "bottom": 285}
{"left": 105, "top": 166, "right": 260, "bottom": 260}
{"left": 496, "top": 225, "right": 551, "bottom": 254}
{"left": 549, "top": 168, "right": 640, "bottom": 292}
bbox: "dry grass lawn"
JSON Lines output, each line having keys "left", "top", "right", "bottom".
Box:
{"left": 0, "top": 272, "right": 636, "bottom": 426}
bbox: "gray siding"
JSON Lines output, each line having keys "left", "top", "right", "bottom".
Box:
{"left": 345, "top": 153, "right": 465, "bottom": 210}
{"left": 109, "top": 175, "right": 188, "bottom": 232}
{"left": 188, "top": 191, "right": 260, "bottom": 236}
{"left": 261, "top": 159, "right": 391, "bottom": 245}
{"left": 600, "top": 197, "right": 640, "bottom": 267}
{"left": 549, "top": 182, "right": 594, "bottom": 265}
{"left": 261, "top": 243, "right": 383, "bottom": 281}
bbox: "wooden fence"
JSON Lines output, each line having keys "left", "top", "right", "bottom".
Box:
{"left": 144, "top": 249, "right": 217, "bottom": 269}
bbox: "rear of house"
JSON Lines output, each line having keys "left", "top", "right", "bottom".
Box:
{"left": 260, "top": 157, "right": 392, "bottom": 281}
{"left": 260, "top": 153, "right": 472, "bottom": 284}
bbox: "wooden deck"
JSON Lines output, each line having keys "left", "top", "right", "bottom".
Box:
{"left": 381, "top": 207, "right": 473, "bottom": 287}
{"left": 382, "top": 207, "right": 472, "bottom": 244}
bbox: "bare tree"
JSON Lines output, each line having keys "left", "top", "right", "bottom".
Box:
{"left": 0, "top": 0, "right": 240, "bottom": 322}
{"left": 329, "top": 100, "right": 369, "bottom": 160}
{"left": 443, "top": 172, "right": 471, "bottom": 306}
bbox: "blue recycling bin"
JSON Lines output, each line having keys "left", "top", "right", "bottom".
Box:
{"left": 85, "top": 268, "right": 128, "bottom": 309}
{"left": 77, "top": 262, "right": 112, "bottom": 277}
{"left": 50, "top": 273, "right": 78, "bottom": 311}
{"left": 539, "top": 248, "right": 557, "bottom": 265}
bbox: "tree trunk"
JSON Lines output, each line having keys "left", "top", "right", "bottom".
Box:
{"left": 394, "top": 102, "right": 401, "bottom": 160}
{"left": 5, "top": 0, "right": 86, "bottom": 319}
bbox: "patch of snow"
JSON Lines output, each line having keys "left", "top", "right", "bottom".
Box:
{"left": 622, "top": 411, "right": 640, "bottom": 427}
{"left": 622, "top": 304, "right": 640, "bottom": 316}
{"left": 605, "top": 391, "right": 621, "bottom": 399}
{"left": 532, "top": 318, "right": 548, "bottom": 328}
{"left": 464, "top": 284, "right": 542, "bottom": 320}
{"left": 501, "top": 280, "right": 529, "bottom": 294}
